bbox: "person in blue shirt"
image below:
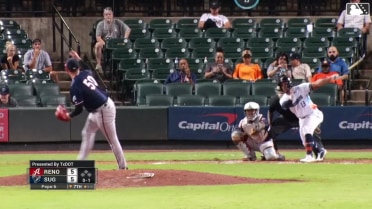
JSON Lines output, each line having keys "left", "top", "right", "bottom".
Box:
{"left": 63, "top": 50, "right": 128, "bottom": 170}
{"left": 317, "top": 46, "right": 349, "bottom": 105}
{"left": 164, "top": 58, "right": 196, "bottom": 85}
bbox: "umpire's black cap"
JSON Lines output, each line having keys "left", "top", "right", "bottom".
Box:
{"left": 65, "top": 58, "right": 79, "bottom": 72}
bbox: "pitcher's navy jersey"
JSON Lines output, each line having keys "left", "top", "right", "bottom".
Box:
{"left": 70, "top": 70, "right": 108, "bottom": 112}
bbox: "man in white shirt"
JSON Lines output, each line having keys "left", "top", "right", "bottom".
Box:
{"left": 337, "top": 0, "right": 371, "bottom": 54}
{"left": 198, "top": 0, "right": 231, "bottom": 30}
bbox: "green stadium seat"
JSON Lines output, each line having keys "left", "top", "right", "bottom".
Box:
{"left": 135, "top": 82, "right": 164, "bottom": 105}
{"left": 310, "top": 93, "right": 331, "bottom": 106}
{"left": 257, "top": 27, "right": 283, "bottom": 41}
{"left": 2, "top": 28, "right": 28, "bottom": 39}
{"left": 313, "top": 83, "right": 338, "bottom": 105}
{"left": 232, "top": 18, "right": 257, "bottom": 29}
{"left": 147, "top": 58, "right": 175, "bottom": 71}
{"left": 303, "top": 37, "right": 330, "bottom": 48}
{"left": 191, "top": 47, "right": 216, "bottom": 60}
{"left": 239, "top": 95, "right": 269, "bottom": 106}
{"left": 146, "top": 94, "right": 173, "bottom": 106}
{"left": 164, "top": 47, "right": 190, "bottom": 59}
{"left": 133, "top": 38, "right": 160, "bottom": 51}
{"left": 151, "top": 68, "right": 174, "bottom": 81}
{"left": 284, "top": 27, "right": 310, "bottom": 40}
{"left": 286, "top": 18, "right": 312, "bottom": 28}
{"left": 311, "top": 27, "right": 336, "bottom": 41}
{"left": 258, "top": 18, "right": 285, "bottom": 29}
{"left": 123, "top": 18, "right": 147, "bottom": 29}
{"left": 148, "top": 18, "right": 174, "bottom": 30}
{"left": 301, "top": 46, "right": 326, "bottom": 59}
{"left": 151, "top": 28, "right": 177, "bottom": 41}
{"left": 217, "top": 37, "right": 245, "bottom": 49}
{"left": 204, "top": 28, "right": 231, "bottom": 41}
{"left": 188, "top": 37, "right": 216, "bottom": 49}
{"left": 161, "top": 38, "right": 187, "bottom": 50}
{"left": 314, "top": 18, "right": 337, "bottom": 28}
{"left": 8, "top": 83, "right": 33, "bottom": 97}
{"left": 231, "top": 27, "right": 257, "bottom": 41}
{"left": 246, "top": 37, "right": 274, "bottom": 48}
{"left": 13, "top": 95, "right": 39, "bottom": 107}
{"left": 175, "top": 18, "right": 199, "bottom": 31}
{"left": 276, "top": 37, "right": 302, "bottom": 48}
{"left": 40, "top": 94, "right": 68, "bottom": 107}
{"left": 178, "top": 28, "right": 203, "bottom": 41}
{"left": 222, "top": 82, "right": 251, "bottom": 98}
{"left": 176, "top": 95, "right": 205, "bottom": 106}
{"left": 251, "top": 82, "right": 277, "bottom": 99}
{"left": 206, "top": 95, "right": 237, "bottom": 106}
{"left": 138, "top": 47, "right": 164, "bottom": 59}
{"left": 165, "top": 83, "right": 193, "bottom": 99}
{"left": 301, "top": 57, "right": 321, "bottom": 73}
{"left": 194, "top": 81, "right": 222, "bottom": 97}
{"left": 128, "top": 28, "right": 151, "bottom": 42}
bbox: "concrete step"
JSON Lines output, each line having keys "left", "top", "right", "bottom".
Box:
{"left": 350, "top": 79, "right": 370, "bottom": 90}
{"left": 349, "top": 89, "right": 372, "bottom": 101}
{"left": 355, "top": 69, "right": 372, "bottom": 79}
{"left": 347, "top": 100, "right": 368, "bottom": 106}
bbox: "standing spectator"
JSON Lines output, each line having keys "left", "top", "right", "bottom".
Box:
{"left": 1, "top": 42, "right": 20, "bottom": 71}
{"left": 164, "top": 58, "right": 196, "bottom": 85}
{"left": 288, "top": 53, "right": 312, "bottom": 82}
{"left": 278, "top": 75, "right": 333, "bottom": 162}
{"left": 198, "top": 0, "right": 231, "bottom": 30}
{"left": 266, "top": 52, "right": 290, "bottom": 81}
{"left": 0, "top": 85, "right": 17, "bottom": 107}
{"left": 95, "top": 7, "right": 131, "bottom": 73}
{"left": 337, "top": 0, "right": 371, "bottom": 55}
{"left": 204, "top": 47, "right": 233, "bottom": 82}
{"left": 23, "top": 38, "right": 58, "bottom": 82}
{"left": 233, "top": 49, "right": 263, "bottom": 81}
{"left": 317, "top": 46, "right": 349, "bottom": 106}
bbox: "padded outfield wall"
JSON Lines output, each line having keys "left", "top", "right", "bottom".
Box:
{"left": 0, "top": 106, "right": 371, "bottom": 143}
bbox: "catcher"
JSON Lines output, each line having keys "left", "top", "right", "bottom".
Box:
{"left": 231, "top": 102, "right": 285, "bottom": 161}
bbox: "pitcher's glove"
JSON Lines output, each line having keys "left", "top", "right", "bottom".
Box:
{"left": 55, "top": 105, "right": 70, "bottom": 122}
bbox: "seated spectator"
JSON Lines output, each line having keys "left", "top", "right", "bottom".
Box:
{"left": 164, "top": 58, "right": 196, "bottom": 85}
{"left": 204, "top": 47, "right": 233, "bottom": 82}
{"left": 337, "top": 0, "right": 371, "bottom": 55}
{"left": 233, "top": 49, "right": 263, "bottom": 81}
{"left": 198, "top": 0, "right": 231, "bottom": 30}
{"left": 266, "top": 52, "right": 290, "bottom": 81}
{"left": 0, "top": 85, "right": 17, "bottom": 107}
{"left": 1, "top": 42, "right": 20, "bottom": 71}
{"left": 288, "top": 53, "right": 312, "bottom": 82}
{"left": 317, "top": 46, "right": 349, "bottom": 105}
{"left": 23, "top": 38, "right": 58, "bottom": 82}
{"left": 312, "top": 60, "right": 343, "bottom": 90}
{"left": 95, "top": 7, "right": 131, "bottom": 73}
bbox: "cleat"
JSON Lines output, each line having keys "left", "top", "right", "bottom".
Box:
{"left": 277, "top": 153, "right": 286, "bottom": 161}
{"left": 300, "top": 154, "right": 315, "bottom": 163}
{"left": 316, "top": 149, "right": 327, "bottom": 161}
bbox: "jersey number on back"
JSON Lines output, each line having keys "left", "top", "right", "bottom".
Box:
{"left": 83, "top": 76, "right": 98, "bottom": 90}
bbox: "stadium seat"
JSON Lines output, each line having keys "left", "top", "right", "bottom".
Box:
{"left": 191, "top": 47, "right": 216, "bottom": 60}
{"left": 176, "top": 95, "right": 205, "bottom": 106}
{"left": 175, "top": 18, "right": 199, "bottom": 31}
{"left": 284, "top": 27, "right": 310, "bottom": 41}
{"left": 138, "top": 47, "right": 164, "bottom": 59}
{"left": 310, "top": 93, "right": 331, "bottom": 106}
{"left": 257, "top": 27, "right": 283, "bottom": 41}
{"left": 239, "top": 95, "right": 269, "bottom": 106}
{"left": 123, "top": 18, "right": 147, "bottom": 29}
{"left": 110, "top": 48, "right": 137, "bottom": 72}
{"left": 178, "top": 28, "right": 203, "bottom": 41}
{"left": 40, "top": 94, "right": 68, "bottom": 107}
{"left": 222, "top": 46, "right": 244, "bottom": 62}
{"left": 311, "top": 27, "right": 336, "bottom": 41}
{"left": 164, "top": 47, "right": 190, "bottom": 59}
{"left": 133, "top": 38, "right": 160, "bottom": 51}
{"left": 313, "top": 83, "right": 338, "bottom": 105}
{"left": 147, "top": 58, "right": 175, "bottom": 71}
{"left": 1, "top": 69, "right": 25, "bottom": 83}
{"left": 118, "top": 59, "right": 146, "bottom": 73}
{"left": 222, "top": 81, "right": 251, "bottom": 99}
{"left": 161, "top": 38, "right": 187, "bottom": 50}
{"left": 332, "top": 37, "right": 358, "bottom": 48}
{"left": 251, "top": 82, "right": 277, "bottom": 99}
{"left": 337, "top": 28, "right": 362, "bottom": 39}
{"left": 152, "top": 68, "right": 174, "bottom": 81}
{"left": 231, "top": 27, "right": 257, "bottom": 41}
{"left": 217, "top": 37, "right": 245, "bottom": 49}
{"left": 146, "top": 94, "right": 173, "bottom": 106}
{"left": 2, "top": 28, "right": 28, "bottom": 39}
{"left": 336, "top": 46, "right": 354, "bottom": 63}
{"left": 286, "top": 18, "right": 312, "bottom": 28}
{"left": 246, "top": 37, "right": 274, "bottom": 48}
{"left": 13, "top": 95, "right": 39, "bottom": 107}
{"left": 0, "top": 19, "right": 21, "bottom": 29}
{"left": 188, "top": 37, "right": 216, "bottom": 49}
{"left": 33, "top": 82, "right": 60, "bottom": 98}
{"left": 165, "top": 83, "right": 193, "bottom": 99}
{"left": 303, "top": 36, "right": 330, "bottom": 48}
{"left": 204, "top": 28, "right": 231, "bottom": 41}
{"left": 314, "top": 18, "right": 337, "bottom": 28}
{"left": 258, "top": 18, "right": 285, "bottom": 29}
{"left": 151, "top": 28, "right": 177, "bottom": 41}
{"left": 8, "top": 83, "right": 34, "bottom": 97}
{"left": 249, "top": 47, "right": 274, "bottom": 61}
{"left": 206, "top": 95, "right": 237, "bottom": 106}
{"left": 128, "top": 28, "right": 151, "bottom": 42}
{"left": 301, "top": 46, "right": 326, "bottom": 59}
{"left": 135, "top": 82, "right": 164, "bottom": 105}
{"left": 301, "top": 57, "right": 321, "bottom": 73}
{"left": 194, "top": 81, "right": 222, "bottom": 97}
{"left": 274, "top": 46, "right": 299, "bottom": 57}
{"left": 148, "top": 18, "right": 174, "bottom": 31}
{"left": 232, "top": 18, "right": 257, "bottom": 29}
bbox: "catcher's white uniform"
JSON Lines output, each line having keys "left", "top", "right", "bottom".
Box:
{"left": 279, "top": 83, "right": 323, "bottom": 146}
{"left": 231, "top": 102, "right": 284, "bottom": 161}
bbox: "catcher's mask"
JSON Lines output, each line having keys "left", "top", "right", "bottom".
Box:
{"left": 244, "top": 102, "right": 260, "bottom": 121}
{"left": 278, "top": 75, "right": 293, "bottom": 93}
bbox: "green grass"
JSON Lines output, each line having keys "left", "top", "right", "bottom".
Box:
{"left": 0, "top": 150, "right": 372, "bottom": 209}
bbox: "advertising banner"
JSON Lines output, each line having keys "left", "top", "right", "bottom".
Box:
{"left": 168, "top": 106, "right": 372, "bottom": 141}
{"left": 0, "top": 109, "right": 9, "bottom": 142}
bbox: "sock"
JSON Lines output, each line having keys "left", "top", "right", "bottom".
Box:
{"left": 305, "top": 134, "right": 314, "bottom": 155}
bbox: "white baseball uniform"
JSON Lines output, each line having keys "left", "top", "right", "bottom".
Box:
{"left": 279, "top": 83, "right": 324, "bottom": 146}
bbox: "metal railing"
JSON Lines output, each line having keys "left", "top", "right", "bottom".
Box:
{"left": 51, "top": 4, "right": 80, "bottom": 65}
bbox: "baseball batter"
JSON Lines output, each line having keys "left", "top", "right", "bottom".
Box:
{"left": 59, "top": 50, "right": 127, "bottom": 169}
{"left": 231, "top": 102, "right": 285, "bottom": 161}
{"left": 278, "top": 75, "right": 333, "bottom": 162}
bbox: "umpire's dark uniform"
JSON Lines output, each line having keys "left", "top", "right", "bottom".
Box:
{"left": 267, "top": 94, "right": 324, "bottom": 151}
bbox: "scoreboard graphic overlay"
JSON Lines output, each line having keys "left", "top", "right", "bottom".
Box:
{"left": 28, "top": 160, "right": 97, "bottom": 190}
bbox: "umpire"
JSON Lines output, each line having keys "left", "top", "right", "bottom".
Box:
{"left": 267, "top": 91, "right": 324, "bottom": 156}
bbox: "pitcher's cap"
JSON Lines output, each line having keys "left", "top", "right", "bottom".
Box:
{"left": 65, "top": 58, "right": 79, "bottom": 72}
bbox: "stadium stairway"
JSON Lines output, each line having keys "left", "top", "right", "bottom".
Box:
{"left": 347, "top": 53, "right": 372, "bottom": 106}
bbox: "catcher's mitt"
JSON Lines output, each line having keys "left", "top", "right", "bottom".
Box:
{"left": 55, "top": 105, "right": 70, "bottom": 122}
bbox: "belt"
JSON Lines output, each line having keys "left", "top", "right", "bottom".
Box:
{"left": 92, "top": 102, "right": 107, "bottom": 113}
